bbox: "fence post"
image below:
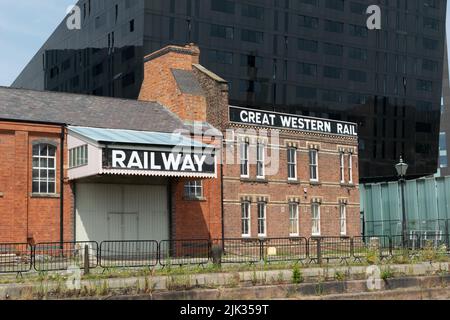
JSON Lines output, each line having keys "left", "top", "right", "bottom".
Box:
{"left": 445, "top": 220, "right": 450, "bottom": 250}
{"left": 84, "top": 245, "right": 90, "bottom": 275}
{"left": 317, "top": 238, "right": 322, "bottom": 266}
{"left": 210, "top": 241, "right": 223, "bottom": 267}
{"left": 350, "top": 238, "right": 354, "bottom": 258}
{"left": 389, "top": 236, "right": 393, "bottom": 257}
{"left": 259, "top": 239, "right": 264, "bottom": 263}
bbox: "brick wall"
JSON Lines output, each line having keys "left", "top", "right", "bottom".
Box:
{"left": 0, "top": 121, "right": 73, "bottom": 244}
{"left": 223, "top": 129, "right": 360, "bottom": 239}
{"left": 138, "top": 44, "right": 209, "bottom": 123}
{"left": 138, "top": 44, "right": 224, "bottom": 241}
{"left": 137, "top": 43, "right": 361, "bottom": 241}
{"left": 171, "top": 177, "right": 222, "bottom": 240}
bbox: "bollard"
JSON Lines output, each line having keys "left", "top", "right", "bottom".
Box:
{"left": 84, "top": 245, "right": 90, "bottom": 275}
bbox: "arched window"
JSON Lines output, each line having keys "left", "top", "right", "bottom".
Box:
{"left": 32, "top": 144, "right": 56, "bottom": 194}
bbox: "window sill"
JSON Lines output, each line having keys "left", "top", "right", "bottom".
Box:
{"left": 309, "top": 181, "right": 322, "bottom": 186}
{"left": 30, "top": 193, "right": 60, "bottom": 199}
{"left": 287, "top": 180, "right": 300, "bottom": 185}
{"left": 183, "top": 196, "right": 207, "bottom": 202}
{"left": 240, "top": 178, "right": 268, "bottom": 184}
{"left": 341, "top": 183, "right": 356, "bottom": 188}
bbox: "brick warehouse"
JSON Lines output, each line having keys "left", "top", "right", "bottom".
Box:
{"left": 138, "top": 44, "right": 360, "bottom": 239}
{"left": 0, "top": 43, "right": 360, "bottom": 244}
{"left": 0, "top": 87, "right": 222, "bottom": 244}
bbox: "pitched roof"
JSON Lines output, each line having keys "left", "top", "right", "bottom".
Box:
{"left": 0, "top": 86, "right": 187, "bottom": 133}
{"left": 171, "top": 69, "right": 205, "bottom": 95}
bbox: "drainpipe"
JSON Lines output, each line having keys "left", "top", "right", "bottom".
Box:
{"left": 220, "top": 161, "right": 225, "bottom": 244}
{"left": 60, "top": 126, "right": 65, "bottom": 248}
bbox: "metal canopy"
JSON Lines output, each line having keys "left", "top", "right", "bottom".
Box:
{"left": 69, "top": 126, "right": 210, "bottom": 148}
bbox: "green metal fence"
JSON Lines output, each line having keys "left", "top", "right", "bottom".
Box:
{"left": 361, "top": 176, "right": 450, "bottom": 237}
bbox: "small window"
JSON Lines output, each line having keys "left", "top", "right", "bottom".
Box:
{"left": 340, "top": 204, "right": 347, "bottom": 236}
{"left": 184, "top": 180, "right": 203, "bottom": 199}
{"left": 256, "top": 142, "right": 265, "bottom": 179}
{"left": 257, "top": 202, "right": 267, "bottom": 237}
{"left": 69, "top": 145, "right": 88, "bottom": 168}
{"left": 241, "top": 202, "right": 251, "bottom": 237}
{"left": 287, "top": 147, "right": 297, "bottom": 180}
{"left": 32, "top": 144, "right": 57, "bottom": 194}
{"left": 348, "top": 154, "right": 353, "bottom": 184}
{"left": 311, "top": 203, "right": 321, "bottom": 236}
{"left": 289, "top": 203, "right": 299, "bottom": 236}
{"left": 240, "top": 141, "right": 249, "bottom": 178}
{"left": 339, "top": 153, "right": 345, "bottom": 183}
{"left": 309, "top": 149, "right": 319, "bottom": 182}
{"left": 129, "top": 19, "right": 135, "bottom": 32}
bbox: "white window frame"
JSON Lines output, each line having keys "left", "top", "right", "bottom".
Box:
{"left": 339, "top": 153, "right": 345, "bottom": 184}
{"left": 257, "top": 202, "right": 267, "bottom": 237}
{"left": 69, "top": 144, "right": 88, "bottom": 169}
{"left": 309, "top": 149, "right": 319, "bottom": 182}
{"left": 32, "top": 144, "right": 57, "bottom": 195}
{"left": 311, "top": 203, "right": 321, "bottom": 236}
{"left": 287, "top": 147, "right": 297, "bottom": 181}
{"left": 340, "top": 204, "right": 347, "bottom": 236}
{"left": 256, "top": 142, "right": 265, "bottom": 179}
{"left": 348, "top": 154, "right": 353, "bottom": 184}
{"left": 184, "top": 180, "right": 203, "bottom": 199}
{"left": 241, "top": 202, "right": 251, "bottom": 237}
{"left": 289, "top": 202, "right": 299, "bottom": 237}
{"left": 240, "top": 141, "right": 249, "bottom": 178}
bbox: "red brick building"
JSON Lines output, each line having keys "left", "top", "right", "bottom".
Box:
{"left": 0, "top": 44, "right": 360, "bottom": 245}
{"left": 138, "top": 44, "right": 360, "bottom": 239}
{"left": 0, "top": 120, "right": 72, "bottom": 244}
{"left": 0, "top": 87, "right": 221, "bottom": 244}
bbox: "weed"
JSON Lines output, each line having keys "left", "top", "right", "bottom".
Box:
{"left": 166, "top": 274, "right": 191, "bottom": 291}
{"left": 380, "top": 267, "right": 394, "bottom": 281}
{"left": 292, "top": 264, "right": 304, "bottom": 284}
{"left": 335, "top": 270, "right": 346, "bottom": 282}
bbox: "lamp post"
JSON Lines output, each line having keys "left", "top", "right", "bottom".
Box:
{"left": 395, "top": 156, "right": 408, "bottom": 248}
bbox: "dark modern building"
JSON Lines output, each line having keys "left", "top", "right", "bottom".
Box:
{"left": 12, "top": 0, "right": 447, "bottom": 181}
{"left": 438, "top": 40, "right": 450, "bottom": 176}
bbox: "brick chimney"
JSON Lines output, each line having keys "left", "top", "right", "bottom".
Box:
{"left": 138, "top": 44, "right": 208, "bottom": 122}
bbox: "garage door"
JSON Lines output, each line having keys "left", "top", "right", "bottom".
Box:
{"left": 75, "top": 184, "right": 169, "bottom": 243}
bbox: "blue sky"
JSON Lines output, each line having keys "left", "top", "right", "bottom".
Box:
{"left": 0, "top": 1, "right": 449, "bottom": 87}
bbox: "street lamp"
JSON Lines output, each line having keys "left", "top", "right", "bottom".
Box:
{"left": 395, "top": 156, "right": 408, "bottom": 248}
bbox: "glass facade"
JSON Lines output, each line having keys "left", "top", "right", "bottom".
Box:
{"left": 12, "top": 0, "right": 447, "bottom": 181}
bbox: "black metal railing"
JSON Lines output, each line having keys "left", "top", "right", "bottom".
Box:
{"left": 261, "top": 237, "right": 308, "bottom": 263}
{"left": 159, "top": 239, "right": 210, "bottom": 266}
{"left": 0, "top": 243, "right": 32, "bottom": 274}
{"left": 0, "top": 234, "right": 449, "bottom": 274}
{"left": 352, "top": 235, "right": 391, "bottom": 261}
{"left": 99, "top": 240, "right": 158, "bottom": 269}
{"left": 308, "top": 237, "right": 353, "bottom": 264}
{"left": 33, "top": 241, "right": 98, "bottom": 272}
{"left": 213, "top": 238, "right": 261, "bottom": 264}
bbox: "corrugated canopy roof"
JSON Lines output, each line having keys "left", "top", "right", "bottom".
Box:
{"left": 69, "top": 126, "right": 211, "bottom": 148}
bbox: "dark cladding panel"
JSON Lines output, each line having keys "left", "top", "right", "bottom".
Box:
{"left": 11, "top": 0, "right": 447, "bottom": 181}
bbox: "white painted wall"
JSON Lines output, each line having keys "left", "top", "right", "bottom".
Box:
{"left": 67, "top": 134, "right": 102, "bottom": 180}
{"left": 75, "top": 183, "right": 169, "bottom": 243}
